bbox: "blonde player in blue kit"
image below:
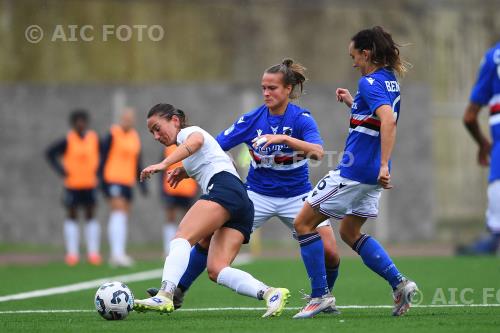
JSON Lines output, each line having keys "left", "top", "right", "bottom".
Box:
{"left": 147, "top": 59, "right": 340, "bottom": 314}
{"left": 293, "top": 26, "right": 418, "bottom": 319}
{"left": 133, "top": 103, "right": 289, "bottom": 318}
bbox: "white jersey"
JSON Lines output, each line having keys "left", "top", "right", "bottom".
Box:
{"left": 177, "top": 126, "right": 240, "bottom": 194}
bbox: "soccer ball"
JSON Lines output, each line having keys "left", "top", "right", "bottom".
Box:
{"left": 94, "top": 281, "right": 134, "bottom": 320}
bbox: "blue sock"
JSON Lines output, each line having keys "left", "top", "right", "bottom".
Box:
{"left": 178, "top": 244, "right": 208, "bottom": 292}
{"left": 353, "top": 234, "right": 404, "bottom": 290}
{"left": 298, "top": 233, "right": 329, "bottom": 298}
{"left": 326, "top": 263, "right": 339, "bottom": 291}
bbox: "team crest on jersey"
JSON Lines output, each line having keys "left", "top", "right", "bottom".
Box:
{"left": 366, "top": 77, "right": 375, "bottom": 85}
{"left": 283, "top": 127, "right": 293, "bottom": 136}
{"left": 270, "top": 126, "right": 279, "bottom": 135}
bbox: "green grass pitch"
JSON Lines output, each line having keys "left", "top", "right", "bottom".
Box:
{"left": 0, "top": 257, "right": 499, "bottom": 332}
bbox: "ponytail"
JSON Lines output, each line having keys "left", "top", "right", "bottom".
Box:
{"left": 351, "top": 26, "right": 410, "bottom": 77}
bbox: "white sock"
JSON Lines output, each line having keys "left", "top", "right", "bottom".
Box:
{"left": 64, "top": 219, "right": 79, "bottom": 256}
{"left": 163, "top": 224, "right": 177, "bottom": 255}
{"left": 161, "top": 238, "right": 191, "bottom": 286}
{"left": 216, "top": 266, "right": 269, "bottom": 299}
{"left": 85, "top": 219, "right": 100, "bottom": 255}
{"left": 108, "top": 210, "right": 127, "bottom": 258}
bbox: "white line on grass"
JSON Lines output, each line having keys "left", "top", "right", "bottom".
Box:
{"left": 0, "top": 269, "right": 162, "bottom": 303}
{"left": 0, "top": 254, "right": 253, "bottom": 303}
{"left": 1, "top": 303, "right": 500, "bottom": 314}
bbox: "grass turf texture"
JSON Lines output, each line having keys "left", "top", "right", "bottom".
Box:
{"left": 1, "top": 257, "right": 499, "bottom": 332}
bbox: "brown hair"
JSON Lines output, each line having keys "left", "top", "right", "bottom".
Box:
{"left": 265, "top": 58, "right": 307, "bottom": 99}
{"left": 147, "top": 103, "right": 187, "bottom": 128}
{"left": 351, "top": 26, "right": 409, "bottom": 77}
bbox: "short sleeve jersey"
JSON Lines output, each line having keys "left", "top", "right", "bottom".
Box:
{"left": 216, "top": 103, "right": 323, "bottom": 197}
{"left": 338, "top": 68, "right": 401, "bottom": 184}
{"left": 177, "top": 126, "right": 239, "bottom": 194}
{"left": 470, "top": 42, "right": 500, "bottom": 183}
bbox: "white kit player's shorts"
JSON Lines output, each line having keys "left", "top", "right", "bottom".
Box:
{"left": 487, "top": 180, "right": 500, "bottom": 232}
{"left": 247, "top": 190, "right": 330, "bottom": 232}
{"left": 306, "top": 170, "right": 383, "bottom": 220}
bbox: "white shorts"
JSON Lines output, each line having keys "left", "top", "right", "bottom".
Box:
{"left": 487, "top": 180, "right": 500, "bottom": 232}
{"left": 306, "top": 170, "right": 383, "bottom": 220}
{"left": 247, "top": 190, "right": 330, "bottom": 232}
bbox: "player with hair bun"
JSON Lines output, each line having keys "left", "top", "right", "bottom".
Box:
{"left": 293, "top": 27, "right": 418, "bottom": 319}
{"left": 147, "top": 59, "right": 341, "bottom": 314}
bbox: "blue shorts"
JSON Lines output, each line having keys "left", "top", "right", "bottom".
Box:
{"left": 162, "top": 193, "right": 195, "bottom": 209}
{"left": 200, "top": 171, "right": 254, "bottom": 244}
{"left": 63, "top": 188, "right": 97, "bottom": 208}
{"left": 102, "top": 183, "right": 133, "bottom": 201}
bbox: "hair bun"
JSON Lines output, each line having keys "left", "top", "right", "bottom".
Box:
{"left": 282, "top": 58, "right": 294, "bottom": 67}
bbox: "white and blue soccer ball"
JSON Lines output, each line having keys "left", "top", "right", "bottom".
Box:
{"left": 94, "top": 281, "right": 134, "bottom": 320}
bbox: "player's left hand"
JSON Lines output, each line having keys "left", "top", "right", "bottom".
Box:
{"left": 252, "top": 134, "right": 286, "bottom": 150}
{"left": 140, "top": 162, "right": 166, "bottom": 182}
{"left": 377, "top": 165, "right": 393, "bottom": 189}
{"left": 166, "top": 166, "right": 189, "bottom": 188}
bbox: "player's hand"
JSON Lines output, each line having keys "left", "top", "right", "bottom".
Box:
{"left": 140, "top": 162, "right": 166, "bottom": 182}
{"left": 252, "top": 134, "right": 286, "bottom": 150}
{"left": 377, "top": 165, "right": 393, "bottom": 189}
{"left": 166, "top": 166, "right": 189, "bottom": 188}
{"left": 478, "top": 141, "right": 491, "bottom": 167}
{"left": 336, "top": 88, "right": 353, "bottom": 108}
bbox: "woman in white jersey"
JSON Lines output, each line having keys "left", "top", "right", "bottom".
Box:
{"left": 134, "top": 103, "right": 289, "bottom": 318}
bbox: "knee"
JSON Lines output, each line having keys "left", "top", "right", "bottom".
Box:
{"left": 293, "top": 218, "right": 314, "bottom": 236}
{"left": 339, "top": 225, "right": 358, "bottom": 247}
{"left": 67, "top": 208, "right": 77, "bottom": 220}
{"left": 207, "top": 264, "right": 224, "bottom": 283}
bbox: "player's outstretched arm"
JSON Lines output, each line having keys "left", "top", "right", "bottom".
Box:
{"left": 140, "top": 132, "right": 204, "bottom": 182}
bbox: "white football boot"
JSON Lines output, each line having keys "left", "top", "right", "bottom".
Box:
{"left": 293, "top": 293, "right": 335, "bottom": 319}
{"left": 392, "top": 279, "right": 418, "bottom": 316}
{"left": 261, "top": 287, "right": 290, "bottom": 318}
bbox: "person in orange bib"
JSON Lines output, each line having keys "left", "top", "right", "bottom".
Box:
{"left": 46, "top": 110, "right": 101, "bottom": 266}
{"left": 161, "top": 144, "right": 198, "bottom": 255}
{"left": 100, "top": 107, "right": 147, "bottom": 267}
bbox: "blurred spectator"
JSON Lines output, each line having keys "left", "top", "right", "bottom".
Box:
{"left": 100, "top": 107, "right": 147, "bottom": 267}
{"left": 161, "top": 144, "right": 198, "bottom": 255}
{"left": 46, "top": 109, "right": 101, "bottom": 266}
{"left": 457, "top": 41, "right": 500, "bottom": 255}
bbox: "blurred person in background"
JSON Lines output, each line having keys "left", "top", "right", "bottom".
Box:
{"left": 457, "top": 40, "right": 500, "bottom": 256}
{"left": 161, "top": 144, "right": 198, "bottom": 256}
{"left": 100, "top": 107, "right": 147, "bottom": 267}
{"left": 147, "top": 59, "right": 340, "bottom": 314}
{"left": 293, "top": 26, "right": 418, "bottom": 318}
{"left": 46, "top": 109, "right": 101, "bottom": 266}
